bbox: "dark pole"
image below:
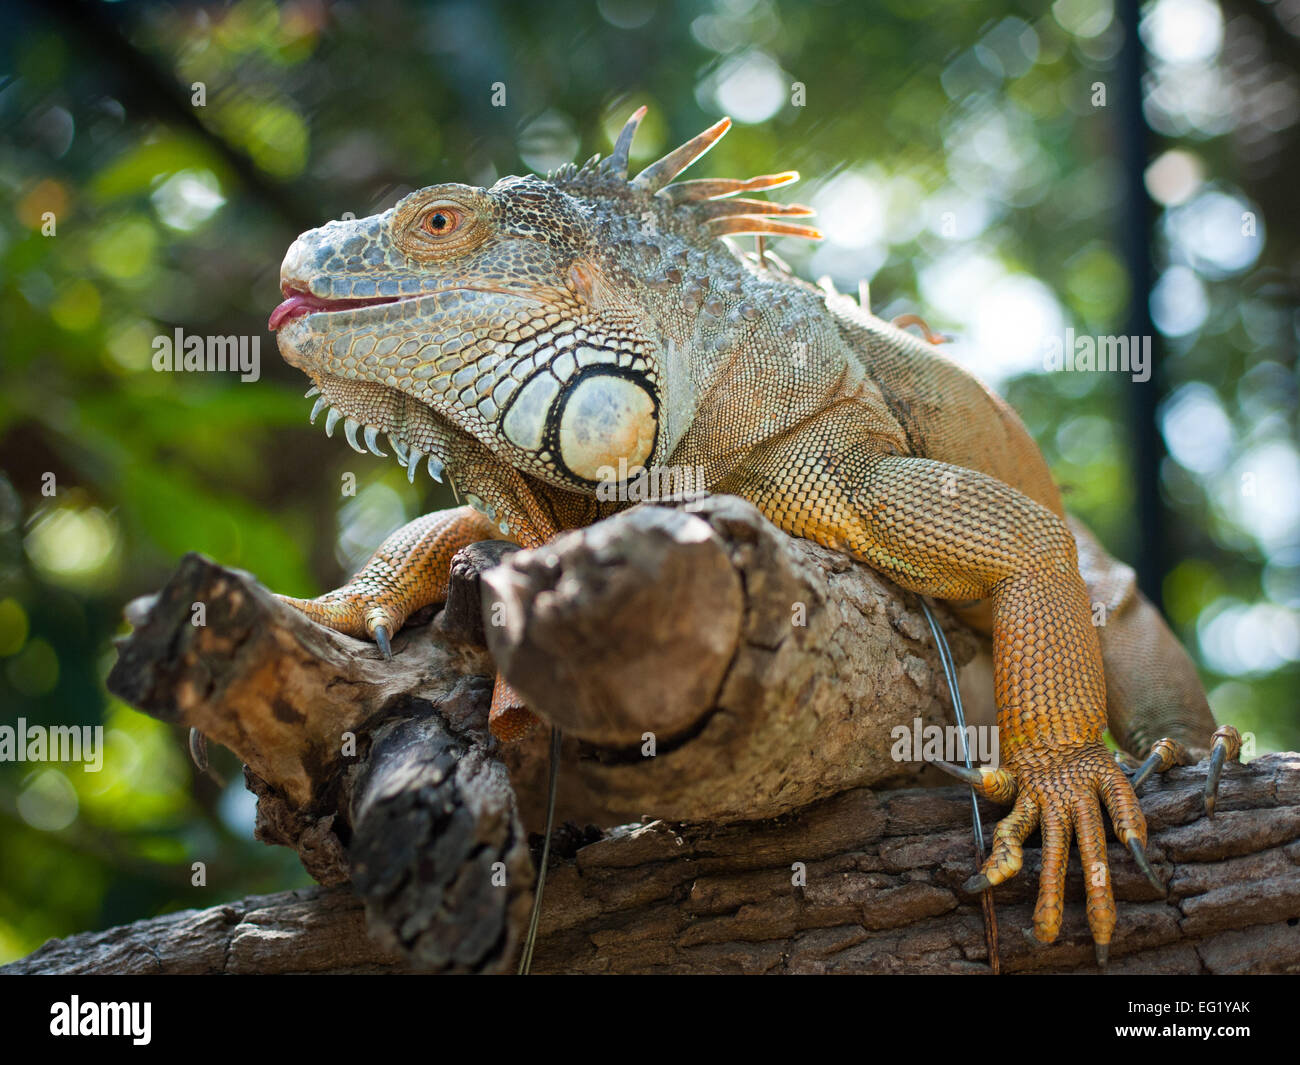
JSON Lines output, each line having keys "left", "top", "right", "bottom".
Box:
{"left": 1118, "top": 0, "right": 1166, "bottom": 609}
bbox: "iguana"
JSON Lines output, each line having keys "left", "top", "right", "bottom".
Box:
{"left": 267, "top": 107, "right": 1239, "bottom": 964}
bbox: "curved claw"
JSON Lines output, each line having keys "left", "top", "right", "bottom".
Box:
{"left": 188, "top": 727, "right": 209, "bottom": 772}
{"left": 373, "top": 623, "right": 392, "bottom": 661}
{"left": 1095, "top": 941, "right": 1109, "bottom": 967}
{"left": 1126, "top": 737, "right": 1189, "bottom": 793}
{"left": 1128, "top": 750, "right": 1164, "bottom": 792}
{"left": 1204, "top": 725, "right": 1242, "bottom": 819}
{"left": 1126, "top": 837, "right": 1165, "bottom": 894}
{"left": 963, "top": 872, "right": 992, "bottom": 894}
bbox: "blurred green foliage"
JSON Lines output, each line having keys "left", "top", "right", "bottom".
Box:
{"left": 0, "top": 0, "right": 1295, "bottom": 963}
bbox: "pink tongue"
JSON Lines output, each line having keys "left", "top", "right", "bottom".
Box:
{"left": 268, "top": 293, "right": 327, "bottom": 331}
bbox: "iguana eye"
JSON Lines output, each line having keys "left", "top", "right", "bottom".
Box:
{"left": 421, "top": 208, "right": 461, "bottom": 237}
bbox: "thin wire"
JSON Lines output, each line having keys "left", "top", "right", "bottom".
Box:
{"left": 918, "top": 600, "right": 981, "bottom": 840}
{"left": 918, "top": 597, "right": 1000, "bottom": 974}
{"left": 517, "top": 725, "right": 562, "bottom": 975}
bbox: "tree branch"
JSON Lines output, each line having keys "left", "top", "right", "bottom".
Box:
{"left": 12, "top": 495, "right": 1291, "bottom": 974}
{"left": 8, "top": 755, "right": 1297, "bottom": 974}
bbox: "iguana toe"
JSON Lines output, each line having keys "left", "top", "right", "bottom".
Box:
{"left": 1205, "top": 725, "right": 1242, "bottom": 819}
{"left": 277, "top": 589, "right": 403, "bottom": 657}
{"left": 1123, "top": 727, "right": 1241, "bottom": 818}
{"left": 1127, "top": 736, "right": 1191, "bottom": 792}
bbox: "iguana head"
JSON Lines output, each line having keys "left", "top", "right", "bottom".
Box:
{"left": 271, "top": 108, "right": 818, "bottom": 540}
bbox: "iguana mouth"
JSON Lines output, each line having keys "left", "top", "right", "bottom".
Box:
{"left": 268, "top": 286, "right": 406, "bottom": 331}
{"left": 269, "top": 282, "right": 545, "bottom": 331}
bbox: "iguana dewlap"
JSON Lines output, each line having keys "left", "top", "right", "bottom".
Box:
{"left": 268, "top": 108, "right": 1239, "bottom": 964}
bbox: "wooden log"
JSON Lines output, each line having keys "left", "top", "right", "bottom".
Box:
{"left": 105, "top": 551, "right": 531, "bottom": 972}
{"left": 488, "top": 496, "right": 980, "bottom": 826}
{"left": 523, "top": 754, "right": 1300, "bottom": 974}
{"left": 8, "top": 755, "right": 1296, "bottom": 975}
{"left": 1, "top": 887, "right": 407, "bottom": 975}
{"left": 55, "top": 494, "right": 1291, "bottom": 974}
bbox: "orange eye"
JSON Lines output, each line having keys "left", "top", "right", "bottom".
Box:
{"left": 421, "top": 207, "right": 462, "bottom": 237}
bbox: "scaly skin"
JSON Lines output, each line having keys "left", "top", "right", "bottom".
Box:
{"left": 268, "top": 108, "right": 1238, "bottom": 963}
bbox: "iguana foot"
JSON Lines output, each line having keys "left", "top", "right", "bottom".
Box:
{"left": 1123, "top": 725, "right": 1241, "bottom": 818}
{"left": 937, "top": 741, "right": 1161, "bottom": 965}
{"left": 277, "top": 506, "right": 501, "bottom": 654}
{"left": 278, "top": 506, "right": 540, "bottom": 742}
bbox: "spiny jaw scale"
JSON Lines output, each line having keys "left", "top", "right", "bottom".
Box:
{"left": 301, "top": 385, "right": 511, "bottom": 535}
{"left": 304, "top": 384, "right": 446, "bottom": 484}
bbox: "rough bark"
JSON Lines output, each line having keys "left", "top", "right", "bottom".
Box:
{"left": 7, "top": 755, "right": 1297, "bottom": 975}
{"left": 11, "top": 495, "right": 1293, "bottom": 975}
{"left": 490, "top": 496, "right": 982, "bottom": 827}
{"left": 103, "top": 548, "right": 532, "bottom": 973}
{"left": 2, "top": 887, "right": 407, "bottom": 975}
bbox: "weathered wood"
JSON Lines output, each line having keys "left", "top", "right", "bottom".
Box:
{"left": 348, "top": 710, "right": 532, "bottom": 970}
{"left": 55, "top": 495, "right": 1293, "bottom": 974}
{"left": 8, "top": 755, "right": 1296, "bottom": 975}
{"left": 1, "top": 887, "right": 408, "bottom": 975}
{"left": 105, "top": 550, "right": 531, "bottom": 972}
{"left": 524, "top": 754, "right": 1300, "bottom": 974}
{"left": 490, "top": 496, "right": 980, "bottom": 826}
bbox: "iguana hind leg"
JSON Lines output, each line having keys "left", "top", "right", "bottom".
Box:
{"left": 1069, "top": 516, "right": 1240, "bottom": 813}
{"left": 950, "top": 516, "right": 1238, "bottom": 815}
{"left": 721, "top": 408, "right": 1154, "bottom": 958}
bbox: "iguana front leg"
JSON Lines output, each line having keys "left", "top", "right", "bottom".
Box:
{"left": 278, "top": 506, "right": 502, "bottom": 657}
{"left": 277, "top": 506, "right": 539, "bottom": 740}
{"left": 720, "top": 409, "right": 1153, "bottom": 960}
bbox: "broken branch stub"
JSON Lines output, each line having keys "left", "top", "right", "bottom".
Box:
{"left": 105, "top": 551, "right": 531, "bottom": 972}
{"left": 482, "top": 506, "right": 744, "bottom": 747}
{"left": 486, "top": 495, "right": 977, "bottom": 825}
